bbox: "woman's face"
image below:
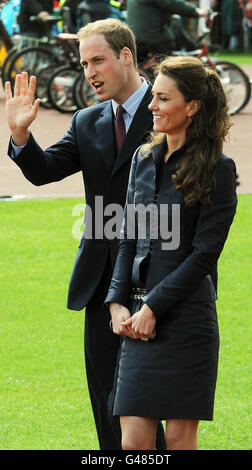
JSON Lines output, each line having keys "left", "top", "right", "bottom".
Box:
{"left": 148, "top": 73, "right": 192, "bottom": 136}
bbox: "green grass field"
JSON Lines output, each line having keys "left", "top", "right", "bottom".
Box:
{"left": 0, "top": 195, "right": 251, "bottom": 450}
{"left": 212, "top": 50, "right": 252, "bottom": 66}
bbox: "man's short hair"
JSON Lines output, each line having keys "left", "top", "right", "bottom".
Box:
{"left": 78, "top": 18, "right": 138, "bottom": 68}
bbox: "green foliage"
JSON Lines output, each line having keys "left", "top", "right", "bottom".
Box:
{"left": 0, "top": 196, "right": 251, "bottom": 449}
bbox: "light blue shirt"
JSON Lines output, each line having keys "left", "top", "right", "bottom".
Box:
{"left": 111, "top": 76, "right": 149, "bottom": 132}
{"left": 11, "top": 77, "right": 149, "bottom": 157}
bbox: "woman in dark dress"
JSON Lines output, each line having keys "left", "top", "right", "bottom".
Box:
{"left": 105, "top": 56, "right": 237, "bottom": 450}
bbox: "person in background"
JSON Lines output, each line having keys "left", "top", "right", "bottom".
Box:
{"left": 221, "top": 0, "right": 244, "bottom": 49}
{"left": 209, "top": 0, "right": 222, "bottom": 46}
{"left": 126, "top": 0, "right": 209, "bottom": 55}
{"left": 62, "top": 0, "right": 123, "bottom": 33}
{"left": 106, "top": 56, "right": 237, "bottom": 450}
{"left": 239, "top": 0, "right": 252, "bottom": 49}
{"left": 183, "top": 0, "right": 200, "bottom": 41}
{"left": 18, "top": 0, "right": 54, "bottom": 38}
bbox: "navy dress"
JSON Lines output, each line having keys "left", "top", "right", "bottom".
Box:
{"left": 106, "top": 142, "right": 237, "bottom": 421}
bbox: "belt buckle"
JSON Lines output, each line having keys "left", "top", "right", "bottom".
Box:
{"left": 130, "top": 287, "right": 146, "bottom": 300}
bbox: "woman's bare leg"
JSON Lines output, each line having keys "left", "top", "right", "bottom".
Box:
{"left": 166, "top": 419, "right": 199, "bottom": 450}
{"left": 120, "top": 416, "right": 158, "bottom": 450}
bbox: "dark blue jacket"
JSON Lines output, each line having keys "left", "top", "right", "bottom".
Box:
{"left": 105, "top": 141, "right": 238, "bottom": 320}
{"left": 8, "top": 85, "right": 153, "bottom": 311}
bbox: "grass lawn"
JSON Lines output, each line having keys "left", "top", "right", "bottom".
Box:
{"left": 0, "top": 195, "right": 251, "bottom": 450}
{"left": 211, "top": 50, "right": 252, "bottom": 66}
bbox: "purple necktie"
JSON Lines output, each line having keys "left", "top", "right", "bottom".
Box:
{"left": 115, "top": 105, "right": 126, "bottom": 154}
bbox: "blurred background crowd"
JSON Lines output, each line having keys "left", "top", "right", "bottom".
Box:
{"left": 0, "top": 0, "right": 252, "bottom": 52}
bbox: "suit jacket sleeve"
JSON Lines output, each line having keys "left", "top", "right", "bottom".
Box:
{"left": 7, "top": 111, "right": 81, "bottom": 186}
{"left": 154, "top": 0, "right": 199, "bottom": 17}
{"left": 144, "top": 156, "right": 238, "bottom": 319}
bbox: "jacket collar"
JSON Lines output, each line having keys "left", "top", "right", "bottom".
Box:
{"left": 94, "top": 101, "right": 116, "bottom": 174}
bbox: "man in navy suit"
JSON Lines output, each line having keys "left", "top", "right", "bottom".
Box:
{"left": 5, "top": 18, "right": 166, "bottom": 449}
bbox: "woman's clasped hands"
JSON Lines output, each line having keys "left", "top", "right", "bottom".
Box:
{"left": 110, "top": 303, "right": 156, "bottom": 342}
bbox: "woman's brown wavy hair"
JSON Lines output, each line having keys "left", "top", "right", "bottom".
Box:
{"left": 141, "top": 56, "right": 233, "bottom": 206}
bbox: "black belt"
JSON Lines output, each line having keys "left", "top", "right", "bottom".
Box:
{"left": 130, "top": 287, "right": 147, "bottom": 300}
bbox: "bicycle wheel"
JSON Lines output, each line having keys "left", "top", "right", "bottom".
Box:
{"left": 72, "top": 70, "right": 86, "bottom": 109}
{"left": 35, "top": 63, "right": 60, "bottom": 108}
{"left": 0, "top": 42, "right": 8, "bottom": 68}
{"left": 47, "top": 65, "right": 81, "bottom": 113}
{"left": 1, "top": 45, "right": 19, "bottom": 86}
{"left": 78, "top": 74, "right": 100, "bottom": 107}
{"left": 214, "top": 60, "right": 251, "bottom": 115}
{"left": 7, "top": 45, "right": 59, "bottom": 86}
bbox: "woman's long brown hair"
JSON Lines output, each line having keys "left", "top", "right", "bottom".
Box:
{"left": 141, "top": 56, "right": 233, "bottom": 206}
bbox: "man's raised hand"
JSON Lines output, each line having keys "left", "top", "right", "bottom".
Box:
{"left": 5, "top": 71, "right": 41, "bottom": 146}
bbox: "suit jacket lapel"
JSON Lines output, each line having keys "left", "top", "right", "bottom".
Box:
{"left": 94, "top": 101, "right": 116, "bottom": 174}
{"left": 111, "top": 84, "right": 153, "bottom": 178}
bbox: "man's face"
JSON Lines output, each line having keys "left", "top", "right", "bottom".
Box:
{"left": 79, "top": 34, "right": 129, "bottom": 103}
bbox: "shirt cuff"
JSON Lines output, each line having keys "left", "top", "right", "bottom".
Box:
{"left": 11, "top": 137, "right": 27, "bottom": 158}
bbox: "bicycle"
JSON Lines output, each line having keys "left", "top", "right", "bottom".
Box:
{"left": 4, "top": 6, "right": 105, "bottom": 113}
{"left": 58, "top": 1, "right": 122, "bottom": 111}
{"left": 46, "top": 33, "right": 82, "bottom": 112}
{"left": 2, "top": 15, "right": 84, "bottom": 113}
{"left": 1, "top": 15, "right": 64, "bottom": 87}
{"left": 45, "top": 2, "right": 103, "bottom": 112}
{"left": 137, "top": 14, "right": 251, "bottom": 115}
{"left": 73, "top": 71, "right": 100, "bottom": 108}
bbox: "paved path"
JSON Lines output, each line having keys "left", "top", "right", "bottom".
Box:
{"left": 0, "top": 66, "right": 251, "bottom": 199}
